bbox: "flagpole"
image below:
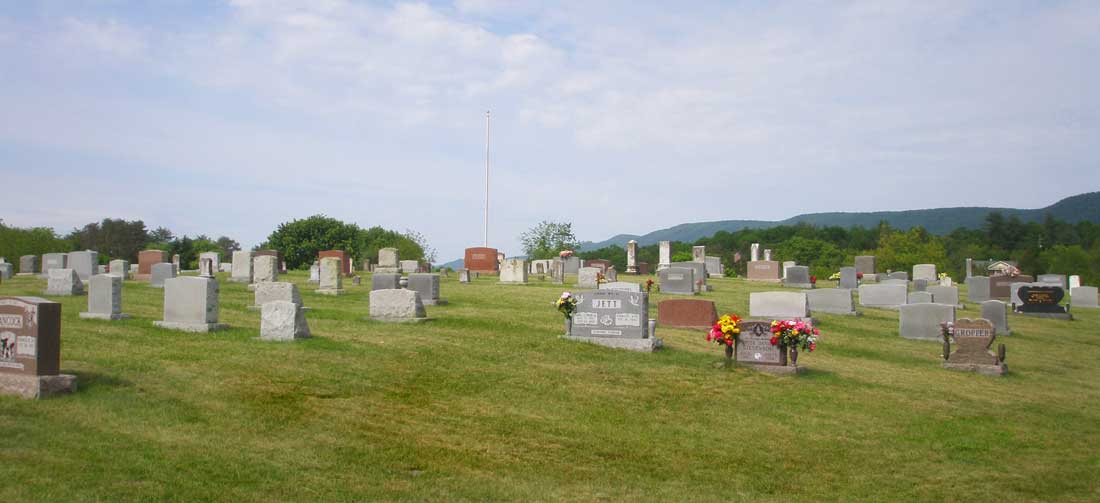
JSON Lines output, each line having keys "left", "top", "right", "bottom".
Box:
{"left": 484, "top": 110, "right": 490, "bottom": 248}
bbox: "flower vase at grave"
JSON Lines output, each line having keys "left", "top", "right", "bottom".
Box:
{"left": 724, "top": 342, "right": 734, "bottom": 367}
{"left": 565, "top": 316, "right": 572, "bottom": 335}
{"left": 789, "top": 345, "right": 798, "bottom": 366}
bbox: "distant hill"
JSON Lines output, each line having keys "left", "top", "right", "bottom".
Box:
{"left": 579, "top": 191, "right": 1100, "bottom": 251}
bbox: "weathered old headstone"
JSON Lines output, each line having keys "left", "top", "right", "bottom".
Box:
{"left": 79, "top": 274, "right": 129, "bottom": 320}
{"left": 980, "top": 300, "right": 1010, "bottom": 336}
{"left": 499, "top": 258, "right": 528, "bottom": 284}
{"left": 316, "top": 257, "right": 344, "bottom": 295}
{"left": 308, "top": 262, "right": 320, "bottom": 283}
{"left": 1070, "top": 286, "right": 1099, "bottom": 309}
{"left": 692, "top": 246, "right": 705, "bottom": 263}
{"left": 407, "top": 273, "right": 445, "bottom": 305}
{"left": 927, "top": 285, "right": 961, "bottom": 308}
{"left": 230, "top": 250, "right": 254, "bottom": 283}
{"left": 260, "top": 301, "right": 311, "bottom": 340}
{"left": 746, "top": 261, "right": 781, "bottom": 283}
{"left": 671, "top": 261, "right": 708, "bottom": 292}
{"left": 458, "top": 268, "right": 471, "bottom": 283}
{"left": 399, "top": 260, "right": 419, "bottom": 274}
{"left": 783, "top": 266, "right": 814, "bottom": 289}
{"left": 108, "top": 259, "right": 130, "bottom": 280}
{"left": 658, "top": 267, "right": 695, "bottom": 295}
{"left": 463, "top": 247, "right": 499, "bottom": 274}
{"left": 839, "top": 267, "right": 858, "bottom": 289}
{"left": 1015, "top": 285, "right": 1071, "bottom": 319}
{"left": 806, "top": 289, "right": 857, "bottom": 315}
{"left": 371, "top": 273, "right": 401, "bottom": 291}
{"left": 551, "top": 260, "right": 565, "bottom": 284}
{"left": 898, "top": 303, "right": 955, "bottom": 340}
{"left": 735, "top": 319, "right": 803, "bottom": 374}
{"left": 65, "top": 250, "right": 98, "bottom": 282}
{"left": 318, "top": 250, "right": 350, "bottom": 276}
{"left": 171, "top": 254, "right": 181, "bottom": 273}
{"left": 150, "top": 262, "right": 176, "bottom": 289}
{"left": 913, "top": 279, "right": 928, "bottom": 292}
{"left": 40, "top": 253, "right": 67, "bottom": 277}
{"left": 577, "top": 267, "right": 601, "bottom": 289}
{"left": 913, "top": 264, "right": 937, "bottom": 282}
{"left": 908, "top": 291, "right": 933, "bottom": 304}
{"left": 600, "top": 281, "right": 641, "bottom": 292}
{"left": 750, "top": 243, "right": 760, "bottom": 262}
{"left": 153, "top": 276, "right": 226, "bottom": 332}
{"left": 854, "top": 256, "right": 876, "bottom": 275}
{"left": 0, "top": 297, "right": 77, "bottom": 398}
{"left": 199, "top": 258, "right": 215, "bottom": 277}
{"left": 658, "top": 241, "right": 671, "bottom": 271}
{"left": 705, "top": 256, "right": 723, "bottom": 278}
{"left": 18, "top": 255, "right": 38, "bottom": 275}
{"left": 44, "top": 269, "right": 84, "bottom": 296}
{"left": 252, "top": 255, "right": 279, "bottom": 285}
{"left": 858, "top": 284, "right": 908, "bottom": 309}
{"left": 198, "top": 252, "right": 220, "bottom": 272}
{"left": 657, "top": 299, "right": 716, "bottom": 328}
{"left": 251, "top": 282, "right": 306, "bottom": 310}
{"left": 749, "top": 292, "right": 809, "bottom": 319}
{"left": 254, "top": 250, "right": 285, "bottom": 274}
{"left": 626, "top": 240, "right": 638, "bottom": 274}
{"left": 558, "top": 256, "right": 578, "bottom": 275}
{"left": 564, "top": 290, "right": 660, "bottom": 352}
{"left": 966, "top": 276, "right": 991, "bottom": 303}
{"left": 0, "top": 263, "right": 11, "bottom": 280}
{"left": 369, "top": 289, "right": 427, "bottom": 322}
{"left": 1069, "top": 275, "right": 1081, "bottom": 289}
{"left": 942, "top": 318, "right": 1007, "bottom": 376}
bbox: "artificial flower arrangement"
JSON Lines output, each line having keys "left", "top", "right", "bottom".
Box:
{"left": 810, "top": 275, "right": 817, "bottom": 285}
{"left": 938, "top": 272, "right": 948, "bottom": 280}
{"left": 596, "top": 272, "right": 608, "bottom": 284}
{"left": 706, "top": 314, "right": 742, "bottom": 347}
{"left": 556, "top": 292, "right": 578, "bottom": 319}
{"left": 856, "top": 272, "right": 864, "bottom": 280}
{"left": 769, "top": 319, "right": 819, "bottom": 352}
{"left": 645, "top": 279, "right": 655, "bottom": 293}
{"left": 828, "top": 272, "right": 840, "bottom": 281}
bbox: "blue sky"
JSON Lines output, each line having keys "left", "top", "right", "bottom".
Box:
{"left": 1, "top": 0, "right": 1098, "bottom": 261}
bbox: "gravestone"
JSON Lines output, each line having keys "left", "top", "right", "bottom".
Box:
{"left": 735, "top": 319, "right": 803, "bottom": 374}
{"left": 881, "top": 279, "right": 909, "bottom": 287}
{"left": 109, "top": 259, "right": 129, "bottom": 280}
{"left": 927, "top": 285, "right": 962, "bottom": 308}
{"left": 369, "top": 289, "right": 427, "bottom": 322}
{"left": 1070, "top": 286, "right": 1099, "bottom": 309}
{"left": 407, "top": 273, "right": 445, "bottom": 305}
{"left": 318, "top": 250, "right": 350, "bottom": 276}
{"left": 887, "top": 271, "right": 908, "bottom": 281}
{"left": 658, "top": 241, "right": 671, "bottom": 271}
{"left": 806, "top": 289, "right": 857, "bottom": 315}
{"left": 966, "top": 276, "right": 991, "bottom": 303}
{"left": 908, "top": 292, "right": 933, "bottom": 304}
{"left": 557, "top": 256, "right": 578, "bottom": 275}
{"left": 564, "top": 289, "right": 660, "bottom": 352}
{"left": 577, "top": 267, "right": 601, "bottom": 289}
{"left": 230, "top": 250, "right": 255, "bottom": 283}
{"left": 839, "top": 267, "right": 858, "bottom": 289}
{"left": 990, "top": 274, "right": 1032, "bottom": 299}
{"left": 362, "top": 259, "right": 371, "bottom": 272}
{"left": 942, "top": 318, "right": 1007, "bottom": 376}
{"left": 150, "top": 263, "right": 176, "bottom": 288}
{"left": 308, "top": 262, "right": 319, "bottom": 283}
{"left": 251, "top": 282, "right": 306, "bottom": 310}
{"left": 898, "top": 303, "right": 955, "bottom": 340}
{"left": 260, "top": 301, "right": 310, "bottom": 340}
{"left": 18, "top": 255, "right": 38, "bottom": 275}
{"left": 783, "top": 266, "right": 814, "bottom": 289}
{"left": 858, "top": 284, "right": 908, "bottom": 309}
{"left": 252, "top": 255, "right": 279, "bottom": 285}
{"left": 400, "top": 260, "right": 420, "bottom": 274}
{"left": 705, "top": 256, "right": 723, "bottom": 278}
{"left": 585, "top": 259, "right": 611, "bottom": 274}
{"left": 40, "top": 253, "right": 66, "bottom": 276}
{"left": 218, "top": 263, "right": 231, "bottom": 273}
{"left": 1015, "top": 285, "right": 1071, "bottom": 319}
{"left": 499, "top": 258, "right": 528, "bottom": 284}
{"left": 96, "top": 265, "right": 107, "bottom": 275}
{"left": 855, "top": 256, "right": 876, "bottom": 275}
{"left": 153, "top": 276, "right": 226, "bottom": 332}
{"left": 692, "top": 246, "right": 705, "bottom": 263}
{"left": 551, "top": 260, "right": 565, "bottom": 284}
{"left": 781, "top": 261, "right": 796, "bottom": 279}
{"left": 626, "top": 240, "right": 638, "bottom": 273}
{"left": 600, "top": 281, "right": 641, "bottom": 292}
{"left": 199, "top": 258, "right": 215, "bottom": 278}
{"left": 0, "top": 263, "right": 11, "bottom": 280}
{"left": 65, "top": 250, "right": 97, "bottom": 282}
{"left": 45, "top": 269, "right": 84, "bottom": 296}
{"left": 316, "top": 257, "right": 344, "bottom": 295}
{"left": 912, "top": 264, "right": 937, "bottom": 282}
{"left": 0, "top": 296, "right": 77, "bottom": 399}
{"left": 671, "top": 261, "right": 708, "bottom": 292}
{"left": 749, "top": 292, "right": 810, "bottom": 319}
{"left": 605, "top": 266, "right": 618, "bottom": 283}
{"left": 1037, "top": 274, "right": 1067, "bottom": 290}
{"left": 458, "top": 268, "right": 471, "bottom": 283}
{"left": 980, "top": 300, "right": 1011, "bottom": 336}
{"left": 372, "top": 273, "right": 401, "bottom": 291}
{"left": 658, "top": 267, "right": 695, "bottom": 295}
{"left": 79, "top": 274, "right": 129, "bottom": 320}
{"left": 940, "top": 276, "right": 953, "bottom": 287}
{"left": 657, "top": 299, "right": 717, "bottom": 328}
{"left": 746, "top": 261, "right": 781, "bottom": 283}
{"left": 254, "top": 250, "right": 285, "bottom": 274}
{"left": 172, "top": 254, "right": 181, "bottom": 273}
{"left": 1009, "top": 282, "right": 1039, "bottom": 307}
{"left": 750, "top": 243, "right": 760, "bottom": 262}
{"left": 1069, "top": 275, "right": 1081, "bottom": 289}
{"left": 913, "top": 279, "right": 928, "bottom": 292}
{"left": 199, "top": 252, "right": 220, "bottom": 272}
{"left": 464, "top": 247, "right": 498, "bottom": 274}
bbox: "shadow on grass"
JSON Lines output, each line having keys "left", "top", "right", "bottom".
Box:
{"left": 68, "top": 371, "right": 132, "bottom": 392}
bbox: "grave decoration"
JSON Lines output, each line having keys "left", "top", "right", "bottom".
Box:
{"left": 556, "top": 291, "right": 579, "bottom": 334}
{"left": 1015, "top": 285, "right": 1072, "bottom": 320}
{"left": 705, "top": 313, "right": 742, "bottom": 366}
{"left": 769, "top": 319, "right": 819, "bottom": 367}
{"left": 645, "top": 279, "right": 654, "bottom": 294}
{"left": 940, "top": 319, "right": 1007, "bottom": 376}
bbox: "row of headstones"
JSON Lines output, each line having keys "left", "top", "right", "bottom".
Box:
{"left": 653, "top": 243, "right": 725, "bottom": 278}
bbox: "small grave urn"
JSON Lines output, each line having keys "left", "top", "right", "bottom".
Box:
{"left": 564, "top": 316, "right": 573, "bottom": 335}
{"left": 788, "top": 345, "right": 798, "bottom": 366}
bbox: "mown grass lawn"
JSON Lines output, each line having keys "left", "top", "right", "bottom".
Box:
{"left": 1, "top": 271, "right": 1098, "bottom": 502}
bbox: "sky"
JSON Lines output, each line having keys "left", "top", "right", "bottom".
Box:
{"left": 1, "top": 0, "right": 1098, "bottom": 262}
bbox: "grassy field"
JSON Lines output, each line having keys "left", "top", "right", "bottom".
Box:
{"left": 1, "top": 271, "right": 1098, "bottom": 502}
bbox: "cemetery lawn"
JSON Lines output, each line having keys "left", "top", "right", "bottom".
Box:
{"left": 3, "top": 273, "right": 1100, "bottom": 502}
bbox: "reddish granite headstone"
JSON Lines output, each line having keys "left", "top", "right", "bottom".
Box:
{"left": 137, "top": 250, "right": 169, "bottom": 279}
{"left": 255, "top": 250, "right": 286, "bottom": 273}
{"left": 318, "top": 250, "right": 350, "bottom": 276}
{"left": 586, "top": 259, "right": 612, "bottom": 273}
{"left": 657, "top": 299, "right": 718, "bottom": 329}
{"left": 464, "top": 247, "right": 499, "bottom": 274}
{"left": 637, "top": 262, "right": 650, "bottom": 275}
{"left": 0, "top": 296, "right": 76, "bottom": 398}
{"left": 747, "top": 261, "right": 781, "bottom": 282}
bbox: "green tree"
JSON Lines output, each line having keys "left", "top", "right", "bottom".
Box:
{"left": 264, "top": 215, "right": 363, "bottom": 270}
{"left": 876, "top": 227, "right": 948, "bottom": 274}
{"left": 0, "top": 221, "right": 70, "bottom": 262}
{"left": 520, "top": 221, "right": 579, "bottom": 260}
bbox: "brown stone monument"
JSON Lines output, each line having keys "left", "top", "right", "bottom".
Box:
{"left": 0, "top": 297, "right": 76, "bottom": 398}
{"left": 942, "top": 318, "right": 1007, "bottom": 376}
{"left": 657, "top": 299, "right": 718, "bottom": 329}
{"left": 464, "top": 247, "right": 499, "bottom": 274}
{"left": 746, "top": 261, "right": 781, "bottom": 283}
{"left": 317, "top": 250, "right": 350, "bottom": 276}
{"left": 136, "top": 249, "right": 169, "bottom": 280}
{"left": 989, "top": 274, "right": 1033, "bottom": 299}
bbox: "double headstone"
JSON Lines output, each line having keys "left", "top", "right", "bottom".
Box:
{"left": 746, "top": 261, "right": 781, "bottom": 282}
{"left": 806, "top": 289, "right": 857, "bottom": 315}
{"left": 45, "top": 269, "right": 84, "bottom": 296}
{"left": 463, "top": 247, "right": 498, "bottom": 274}
{"left": 858, "top": 284, "right": 907, "bottom": 309}
{"left": 40, "top": 253, "right": 66, "bottom": 277}
{"left": 783, "top": 266, "right": 813, "bottom": 289}
{"left": 927, "top": 285, "right": 961, "bottom": 308}
{"left": 1037, "top": 274, "right": 1067, "bottom": 290}
{"left": 658, "top": 267, "right": 695, "bottom": 295}
{"left": 749, "top": 292, "right": 810, "bottom": 319}
{"left": 65, "top": 250, "right": 97, "bottom": 282}
{"left": 908, "top": 291, "right": 933, "bottom": 304}
{"left": 671, "top": 261, "right": 708, "bottom": 292}
{"left": 154, "top": 276, "right": 226, "bottom": 332}
{"left": 657, "top": 299, "right": 717, "bottom": 328}
{"left": 79, "top": 274, "right": 130, "bottom": 320}
{"left": 912, "top": 264, "right": 937, "bottom": 282}
{"left": 600, "top": 281, "right": 642, "bottom": 292}
{"left": 499, "top": 258, "right": 528, "bottom": 284}
{"left": 564, "top": 290, "right": 660, "bottom": 352}
{"left": 898, "top": 303, "right": 955, "bottom": 340}
{"left": 1015, "top": 285, "right": 1071, "bottom": 319}
{"left": 0, "top": 296, "right": 77, "bottom": 398}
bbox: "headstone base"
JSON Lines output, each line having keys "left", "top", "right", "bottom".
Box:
{"left": 1014, "top": 311, "right": 1072, "bottom": 320}
{"left": 0, "top": 374, "right": 77, "bottom": 399}
{"left": 745, "top": 278, "right": 782, "bottom": 283}
{"left": 78, "top": 312, "right": 131, "bottom": 320}
{"left": 562, "top": 335, "right": 663, "bottom": 353}
{"left": 783, "top": 282, "right": 814, "bottom": 289}
{"left": 373, "top": 267, "right": 399, "bottom": 274}
{"left": 626, "top": 267, "right": 638, "bottom": 274}
{"left": 227, "top": 277, "right": 251, "bottom": 283}
{"left": 248, "top": 305, "right": 311, "bottom": 311}
{"left": 942, "top": 362, "right": 1008, "bottom": 376}
{"left": 743, "top": 364, "right": 806, "bottom": 375}
{"left": 315, "top": 289, "right": 345, "bottom": 296}
{"left": 422, "top": 298, "right": 448, "bottom": 306}
{"left": 368, "top": 316, "right": 429, "bottom": 323}
{"left": 153, "top": 321, "right": 228, "bottom": 333}
{"left": 15, "top": 272, "right": 35, "bottom": 276}
{"left": 814, "top": 309, "right": 860, "bottom": 316}
{"left": 133, "top": 274, "right": 151, "bottom": 281}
